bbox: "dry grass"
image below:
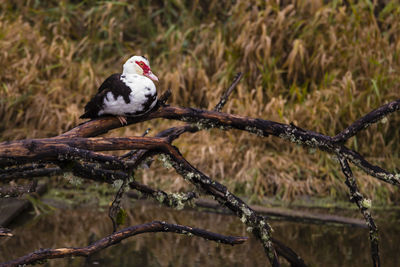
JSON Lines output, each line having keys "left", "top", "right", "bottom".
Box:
{"left": 1, "top": 0, "right": 399, "bottom": 204}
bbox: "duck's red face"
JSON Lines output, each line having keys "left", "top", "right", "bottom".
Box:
{"left": 136, "top": 60, "right": 158, "bottom": 82}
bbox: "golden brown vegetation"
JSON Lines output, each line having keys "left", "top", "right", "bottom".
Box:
{"left": 1, "top": 0, "right": 399, "bottom": 203}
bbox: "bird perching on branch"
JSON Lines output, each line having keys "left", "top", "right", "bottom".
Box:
{"left": 80, "top": 55, "right": 159, "bottom": 125}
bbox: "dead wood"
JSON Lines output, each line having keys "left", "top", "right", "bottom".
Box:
{"left": 1, "top": 72, "right": 399, "bottom": 266}
{"left": 0, "top": 221, "right": 247, "bottom": 267}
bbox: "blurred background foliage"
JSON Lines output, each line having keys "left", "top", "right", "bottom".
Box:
{"left": 0, "top": 0, "right": 399, "bottom": 204}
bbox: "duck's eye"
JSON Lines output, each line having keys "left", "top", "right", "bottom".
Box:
{"left": 139, "top": 62, "right": 144, "bottom": 66}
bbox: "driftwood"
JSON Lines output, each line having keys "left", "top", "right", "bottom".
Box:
{"left": 0, "top": 183, "right": 46, "bottom": 227}
{"left": 1, "top": 72, "right": 399, "bottom": 266}
{"left": 125, "top": 191, "right": 367, "bottom": 228}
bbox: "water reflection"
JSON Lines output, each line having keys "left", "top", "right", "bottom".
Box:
{"left": 0, "top": 199, "right": 399, "bottom": 266}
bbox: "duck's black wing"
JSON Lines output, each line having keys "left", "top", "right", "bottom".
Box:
{"left": 80, "top": 74, "right": 132, "bottom": 119}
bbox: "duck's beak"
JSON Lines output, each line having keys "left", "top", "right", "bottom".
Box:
{"left": 145, "top": 71, "right": 159, "bottom": 82}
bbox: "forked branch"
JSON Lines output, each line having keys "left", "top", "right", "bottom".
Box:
{"left": 1, "top": 72, "right": 399, "bottom": 266}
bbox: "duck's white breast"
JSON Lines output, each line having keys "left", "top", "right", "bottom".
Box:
{"left": 99, "top": 74, "right": 157, "bottom": 116}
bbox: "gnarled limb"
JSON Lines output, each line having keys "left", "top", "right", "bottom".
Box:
{"left": 1, "top": 74, "right": 399, "bottom": 265}
{"left": 2, "top": 105, "right": 399, "bottom": 186}
{"left": 0, "top": 221, "right": 247, "bottom": 267}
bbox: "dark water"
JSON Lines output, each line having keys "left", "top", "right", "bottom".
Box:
{"left": 0, "top": 199, "right": 399, "bottom": 267}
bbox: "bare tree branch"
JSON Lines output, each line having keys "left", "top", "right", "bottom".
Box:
{"left": 120, "top": 128, "right": 151, "bottom": 159}
{"left": 338, "top": 156, "right": 380, "bottom": 267}
{"left": 0, "top": 132, "right": 280, "bottom": 264}
{"left": 0, "top": 164, "right": 46, "bottom": 174}
{"left": 0, "top": 221, "right": 247, "bottom": 267}
{"left": 2, "top": 105, "right": 399, "bottom": 186}
{"left": 0, "top": 137, "right": 282, "bottom": 264}
{"left": 1, "top": 76, "right": 399, "bottom": 265}
{"left": 158, "top": 150, "right": 280, "bottom": 266}
{"left": 0, "top": 167, "right": 62, "bottom": 183}
{"left": 0, "top": 180, "right": 37, "bottom": 198}
{"left": 333, "top": 99, "right": 400, "bottom": 143}
{"left": 338, "top": 146, "right": 399, "bottom": 186}
{"left": 0, "top": 136, "right": 167, "bottom": 167}
{"left": 272, "top": 237, "right": 307, "bottom": 267}
{"left": 108, "top": 178, "right": 128, "bottom": 232}
{"left": 129, "top": 180, "right": 198, "bottom": 209}
{"left": 214, "top": 72, "right": 243, "bottom": 112}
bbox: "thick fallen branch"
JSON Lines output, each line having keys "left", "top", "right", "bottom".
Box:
{"left": 0, "top": 167, "right": 62, "bottom": 182}
{"left": 0, "top": 183, "right": 47, "bottom": 227}
{"left": 0, "top": 136, "right": 167, "bottom": 165}
{"left": 0, "top": 136, "right": 281, "bottom": 264}
{"left": 188, "top": 198, "right": 367, "bottom": 228}
{"left": 0, "top": 74, "right": 284, "bottom": 265}
{"left": 1, "top": 74, "right": 399, "bottom": 266}
{"left": 2, "top": 105, "right": 398, "bottom": 185}
{"left": 0, "top": 221, "right": 247, "bottom": 267}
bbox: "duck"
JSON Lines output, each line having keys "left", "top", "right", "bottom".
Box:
{"left": 80, "top": 55, "right": 158, "bottom": 125}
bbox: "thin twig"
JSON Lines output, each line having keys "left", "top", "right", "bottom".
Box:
{"left": 333, "top": 99, "right": 400, "bottom": 143}
{"left": 339, "top": 146, "right": 399, "bottom": 185}
{"left": 108, "top": 178, "right": 128, "bottom": 232}
{"left": 214, "top": 72, "right": 243, "bottom": 112}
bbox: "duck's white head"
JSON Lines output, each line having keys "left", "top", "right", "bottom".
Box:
{"left": 122, "top": 55, "right": 158, "bottom": 81}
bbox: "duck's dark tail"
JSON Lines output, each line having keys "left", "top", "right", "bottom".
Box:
{"left": 79, "top": 112, "right": 92, "bottom": 119}
{"left": 79, "top": 99, "right": 101, "bottom": 119}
